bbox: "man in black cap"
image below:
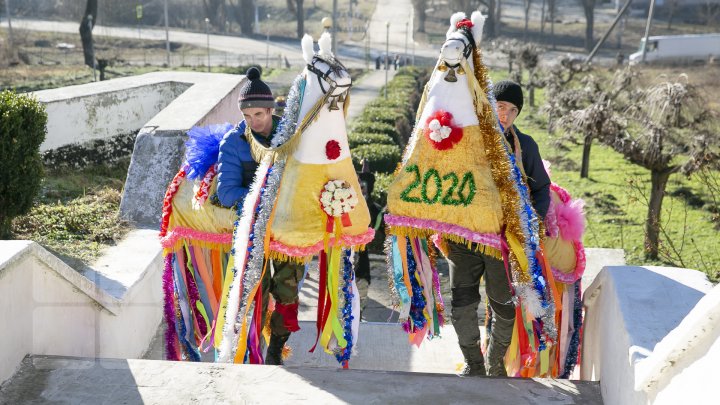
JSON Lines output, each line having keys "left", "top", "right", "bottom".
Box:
{"left": 215, "top": 67, "right": 304, "bottom": 366}
{"left": 449, "top": 80, "right": 550, "bottom": 377}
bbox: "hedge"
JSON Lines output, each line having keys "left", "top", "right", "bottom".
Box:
{"left": 347, "top": 132, "right": 395, "bottom": 148}
{"left": 351, "top": 144, "right": 402, "bottom": 174}
{"left": 0, "top": 90, "right": 47, "bottom": 238}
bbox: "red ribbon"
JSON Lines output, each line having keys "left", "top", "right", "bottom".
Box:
{"left": 341, "top": 212, "right": 352, "bottom": 227}
{"left": 310, "top": 251, "right": 328, "bottom": 352}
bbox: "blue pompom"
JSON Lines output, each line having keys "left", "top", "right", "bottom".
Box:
{"left": 184, "top": 123, "right": 235, "bottom": 180}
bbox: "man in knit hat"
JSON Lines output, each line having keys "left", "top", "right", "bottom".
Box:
{"left": 215, "top": 67, "right": 303, "bottom": 366}
{"left": 449, "top": 80, "right": 550, "bottom": 377}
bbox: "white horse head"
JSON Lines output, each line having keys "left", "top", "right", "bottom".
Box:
{"left": 418, "top": 11, "right": 486, "bottom": 129}
{"left": 292, "top": 32, "right": 353, "bottom": 164}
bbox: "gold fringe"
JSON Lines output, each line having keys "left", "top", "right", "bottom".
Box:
{"left": 387, "top": 226, "right": 503, "bottom": 260}
{"left": 162, "top": 239, "right": 232, "bottom": 256}
{"left": 343, "top": 92, "right": 350, "bottom": 118}
{"left": 266, "top": 250, "right": 314, "bottom": 265}
{"left": 471, "top": 48, "right": 532, "bottom": 283}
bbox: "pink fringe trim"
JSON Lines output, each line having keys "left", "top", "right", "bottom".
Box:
{"left": 384, "top": 214, "right": 501, "bottom": 249}
{"left": 551, "top": 239, "right": 587, "bottom": 284}
{"left": 161, "top": 226, "right": 233, "bottom": 248}
{"left": 268, "top": 228, "right": 376, "bottom": 258}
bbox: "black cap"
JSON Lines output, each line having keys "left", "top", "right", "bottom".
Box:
{"left": 494, "top": 80, "right": 524, "bottom": 114}
{"left": 239, "top": 67, "right": 274, "bottom": 109}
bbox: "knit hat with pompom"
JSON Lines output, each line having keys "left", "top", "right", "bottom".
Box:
{"left": 239, "top": 67, "right": 274, "bottom": 109}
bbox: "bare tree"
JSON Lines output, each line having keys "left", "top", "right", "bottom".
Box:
{"left": 202, "top": 0, "right": 226, "bottom": 30}
{"left": 229, "top": 0, "right": 255, "bottom": 35}
{"left": 79, "top": 0, "right": 97, "bottom": 68}
{"left": 558, "top": 71, "right": 630, "bottom": 179}
{"left": 412, "top": 0, "right": 427, "bottom": 33}
{"left": 560, "top": 71, "right": 718, "bottom": 259}
{"left": 296, "top": 0, "right": 304, "bottom": 39}
{"left": 578, "top": 0, "right": 596, "bottom": 52}
{"left": 542, "top": 57, "right": 590, "bottom": 134}
{"left": 478, "top": 0, "right": 501, "bottom": 38}
{"left": 666, "top": 0, "right": 679, "bottom": 29}
{"left": 523, "top": 0, "right": 533, "bottom": 40}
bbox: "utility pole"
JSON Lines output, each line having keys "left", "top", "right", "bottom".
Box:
{"left": 585, "top": 0, "right": 633, "bottom": 64}
{"left": 641, "top": 0, "right": 656, "bottom": 63}
{"left": 4, "top": 0, "right": 13, "bottom": 55}
{"left": 265, "top": 14, "right": 270, "bottom": 68}
{"left": 164, "top": 0, "right": 170, "bottom": 66}
{"left": 332, "top": 0, "right": 338, "bottom": 54}
{"left": 384, "top": 21, "right": 389, "bottom": 99}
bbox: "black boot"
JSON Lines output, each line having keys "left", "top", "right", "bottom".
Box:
{"left": 265, "top": 333, "right": 289, "bottom": 365}
{"left": 452, "top": 303, "right": 487, "bottom": 376}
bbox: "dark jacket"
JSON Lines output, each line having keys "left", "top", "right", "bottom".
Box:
{"left": 505, "top": 125, "right": 551, "bottom": 221}
{"left": 216, "top": 117, "right": 277, "bottom": 208}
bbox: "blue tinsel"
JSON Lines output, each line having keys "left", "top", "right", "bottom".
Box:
{"left": 406, "top": 239, "right": 427, "bottom": 331}
{"left": 175, "top": 281, "right": 201, "bottom": 362}
{"left": 184, "top": 122, "right": 236, "bottom": 180}
{"left": 334, "top": 249, "right": 355, "bottom": 364}
{"left": 560, "top": 280, "right": 583, "bottom": 378}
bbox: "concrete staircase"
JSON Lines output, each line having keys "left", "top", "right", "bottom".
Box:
{"left": 1, "top": 354, "right": 602, "bottom": 404}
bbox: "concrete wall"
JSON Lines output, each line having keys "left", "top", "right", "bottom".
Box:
{"left": 581, "top": 265, "right": 716, "bottom": 405}
{"left": 0, "top": 231, "right": 163, "bottom": 385}
{"left": 118, "top": 72, "right": 246, "bottom": 227}
{"left": 34, "top": 79, "right": 191, "bottom": 152}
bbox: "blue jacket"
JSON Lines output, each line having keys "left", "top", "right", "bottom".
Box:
{"left": 216, "top": 121, "right": 257, "bottom": 208}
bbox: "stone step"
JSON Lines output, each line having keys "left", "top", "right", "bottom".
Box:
{"left": 0, "top": 355, "right": 602, "bottom": 404}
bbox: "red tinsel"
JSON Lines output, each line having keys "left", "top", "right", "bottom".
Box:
{"left": 159, "top": 167, "right": 187, "bottom": 238}
{"left": 325, "top": 139, "right": 341, "bottom": 160}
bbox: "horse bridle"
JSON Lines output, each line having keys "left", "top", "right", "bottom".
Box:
{"left": 439, "top": 28, "right": 476, "bottom": 82}
{"left": 306, "top": 55, "right": 352, "bottom": 110}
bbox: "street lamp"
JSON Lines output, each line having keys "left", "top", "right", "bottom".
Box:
{"left": 205, "top": 18, "right": 210, "bottom": 72}
{"left": 384, "top": 21, "right": 389, "bottom": 99}
{"left": 265, "top": 14, "right": 271, "bottom": 69}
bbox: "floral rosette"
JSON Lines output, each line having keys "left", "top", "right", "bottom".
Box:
{"left": 424, "top": 110, "right": 463, "bottom": 150}
{"left": 320, "top": 180, "right": 359, "bottom": 229}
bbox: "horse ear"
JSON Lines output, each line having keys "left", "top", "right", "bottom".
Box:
{"left": 302, "top": 34, "right": 315, "bottom": 64}
{"left": 470, "top": 11, "right": 486, "bottom": 46}
{"left": 318, "top": 32, "right": 333, "bottom": 58}
{"left": 446, "top": 12, "right": 466, "bottom": 39}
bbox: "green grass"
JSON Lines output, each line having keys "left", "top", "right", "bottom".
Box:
{"left": 11, "top": 160, "right": 132, "bottom": 267}
{"left": 491, "top": 69, "right": 720, "bottom": 282}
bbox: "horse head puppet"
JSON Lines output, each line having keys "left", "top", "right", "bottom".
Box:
{"left": 384, "top": 12, "right": 559, "bottom": 376}
{"left": 218, "top": 32, "right": 370, "bottom": 365}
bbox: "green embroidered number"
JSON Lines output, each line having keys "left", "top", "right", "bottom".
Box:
{"left": 400, "top": 164, "right": 422, "bottom": 203}
{"left": 458, "top": 171, "right": 477, "bottom": 206}
{"left": 421, "top": 169, "right": 442, "bottom": 204}
{"left": 441, "top": 172, "right": 462, "bottom": 205}
{"left": 400, "top": 165, "right": 475, "bottom": 207}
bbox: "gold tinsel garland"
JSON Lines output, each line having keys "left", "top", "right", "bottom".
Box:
{"left": 470, "top": 48, "right": 533, "bottom": 285}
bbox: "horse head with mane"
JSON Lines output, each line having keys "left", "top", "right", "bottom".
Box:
{"left": 384, "top": 11, "right": 559, "bottom": 376}
{"left": 218, "top": 32, "right": 370, "bottom": 365}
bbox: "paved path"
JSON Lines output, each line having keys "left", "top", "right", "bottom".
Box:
{"left": 0, "top": 355, "right": 603, "bottom": 404}
{"left": 346, "top": 68, "right": 398, "bottom": 123}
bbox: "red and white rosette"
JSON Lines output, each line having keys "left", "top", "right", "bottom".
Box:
{"left": 320, "top": 180, "right": 359, "bottom": 230}
{"left": 424, "top": 110, "right": 463, "bottom": 150}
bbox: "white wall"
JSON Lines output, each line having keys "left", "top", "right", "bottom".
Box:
{"left": 581, "top": 266, "right": 716, "bottom": 405}
{"left": 35, "top": 80, "right": 191, "bottom": 152}
{"left": 0, "top": 233, "right": 162, "bottom": 385}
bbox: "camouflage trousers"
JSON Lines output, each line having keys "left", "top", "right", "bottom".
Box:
{"left": 260, "top": 260, "right": 305, "bottom": 337}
